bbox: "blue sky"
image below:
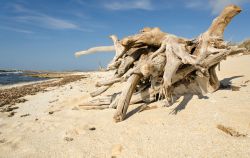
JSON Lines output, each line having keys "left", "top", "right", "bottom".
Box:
{"left": 0, "top": 0, "right": 249, "bottom": 71}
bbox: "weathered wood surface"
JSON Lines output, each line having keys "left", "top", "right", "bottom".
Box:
{"left": 75, "top": 5, "right": 248, "bottom": 122}
{"left": 113, "top": 74, "right": 141, "bottom": 122}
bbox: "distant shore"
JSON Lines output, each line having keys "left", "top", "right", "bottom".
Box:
{"left": 0, "top": 72, "right": 87, "bottom": 112}
{"left": 0, "top": 70, "right": 87, "bottom": 86}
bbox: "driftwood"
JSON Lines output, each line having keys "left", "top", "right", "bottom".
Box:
{"left": 75, "top": 5, "right": 248, "bottom": 122}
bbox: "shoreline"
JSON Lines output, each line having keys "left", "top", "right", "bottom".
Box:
{"left": 0, "top": 71, "right": 90, "bottom": 89}
{"left": 0, "top": 79, "right": 56, "bottom": 90}
{"left": 0, "top": 73, "right": 88, "bottom": 112}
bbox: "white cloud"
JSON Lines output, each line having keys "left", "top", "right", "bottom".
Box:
{"left": 73, "top": 0, "right": 87, "bottom": 5}
{"left": 43, "top": 16, "right": 79, "bottom": 29}
{"left": 104, "top": 0, "right": 153, "bottom": 10}
{"left": 11, "top": 3, "right": 29, "bottom": 12}
{"left": 0, "top": 26, "right": 33, "bottom": 34}
{"left": 209, "top": 0, "right": 249, "bottom": 14}
{"left": 185, "top": 0, "right": 204, "bottom": 9}
{"left": 16, "top": 15, "right": 79, "bottom": 30}
{"left": 185, "top": 0, "right": 249, "bottom": 14}
{"left": 9, "top": 3, "right": 88, "bottom": 31}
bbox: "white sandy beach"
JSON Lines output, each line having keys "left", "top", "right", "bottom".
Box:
{"left": 0, "top": 55, "right": 250, "bottom": 158}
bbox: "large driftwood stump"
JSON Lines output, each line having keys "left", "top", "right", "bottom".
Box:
{"left": 76, "top": 5, "right": 248, "bottom": 122}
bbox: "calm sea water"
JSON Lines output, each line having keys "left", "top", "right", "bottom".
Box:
{"left": 0, "top": 70, "right": 46, "bottom": 85}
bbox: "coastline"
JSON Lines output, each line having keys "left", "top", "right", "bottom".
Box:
{"left": 0, "top": 79, "right": 56, "bottom": 90}
{"left": 0, "top": 72, "right": 88, "bottom": 110}
{"left": 0, "top": 71, "right": 89, "bottom": 89}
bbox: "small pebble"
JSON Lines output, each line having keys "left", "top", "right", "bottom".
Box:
{"left": 49, "top": 99, "right": 58, "bottom": 103}
{"left": 48, "top": 111, "right": 54, "bottom": 115}
{"left": 20, "top": 114, "right": 30, "bottom": 117}
{"left": 89, "top": 127, "right": 96, "bottom": 131}
{"left": 0, "top": 138, "right": 6, "bottom": 143}
{"left": 72, "top": 107, "right": 79, "bottom": 110}
{"left": 8, "top": 112, "right": 15, "bottom": 117}
{"left": 64, "top": 137, "right": 73, "bottom": 142}
{"left": 244, "top": 80, "right": 250, "bottom": 84}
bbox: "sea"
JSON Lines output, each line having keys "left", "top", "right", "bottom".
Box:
{"left": 0, "top": 70, "right": 47, "bottom": 85}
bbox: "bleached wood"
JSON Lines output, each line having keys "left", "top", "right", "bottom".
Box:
{"left": 75, "top": 5, "right": 248, "bottom": 122}
{"left": 113, "top": 74, "right": 141, "bottom": 122}
{"left": 207, "top": 5, "right": 241, "bottom": 38}
{"left": 75, "top": 46, "right": 114, "bottom": 57}
{"left": 117, "top": 56, "right": 135, "bottom": 77}
{"left": 96, "top": 78, "right": 122, "bottom": 87}
{"left": 90, "top": 85, "right": 111, "bottom": 97}
{"left": 110, "top": 35, "right": 125, "bottom": 61}
{"left": 121, "top": 27, "right": 166, "bottom": 48}
{"left": 79, "top": 97, "right": 111, "bottom": 107}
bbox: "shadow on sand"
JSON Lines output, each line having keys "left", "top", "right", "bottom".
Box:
{"left": 123, "top": 75, "right": 244, "bottom": 119}
{"left": 170, "top": 75, "right": 244, "bottom": 115}
{"left": 170, "top": 94, "right": 209, "bottom": 115}
{"left": 219, "top": 75, "right": 243, "bottom": 89}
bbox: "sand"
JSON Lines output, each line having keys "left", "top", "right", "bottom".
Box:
{"left": 0, "top": 56, "right": 250, "bottom": 158}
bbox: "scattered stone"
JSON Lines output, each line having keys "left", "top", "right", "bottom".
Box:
{"left": 20, "top": 114, "right": 30, "bottom": 117}
{"left": 16, "top": 98, "right": 27, "bottom": 103}
{"left": 0, "top": 138, "right": 6, "bottom": 143}
{"left": 64, "top": 137, "right": 73, "bottom": 142}
{"left": 35, "top": 118, "right": 39, "bottom": 121}
{"left": 8, "top": 112, "right": 15, "bottom": 117}
{"left": 70, "top": 86, "right": 73, "bottom": 89}
{"left": 244, "top": 80, "right": 250, "bottom": 84}
{"left": 217, "top": 124, "right": 247, "bottom": 137}
{"left": 0, "top": 75, "right": 86, "bottom": 109}
{"left": 72, "top": 107, "right": 79, "bottom": 110}
{"left": 89, "top": 127, "right": 96, "bottom": 131}
{"left": 48, "top": 111, "right": 54, "bottom": 115}
{"left": 0, "top": 106, "right": 19, "bottom": 112}
{"left": 49, "top": 99, "right": 59, "bottom": 103}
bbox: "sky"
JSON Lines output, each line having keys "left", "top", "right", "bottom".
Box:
{"left": 0, "top": 0, "right": 250, "bottom": 71}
